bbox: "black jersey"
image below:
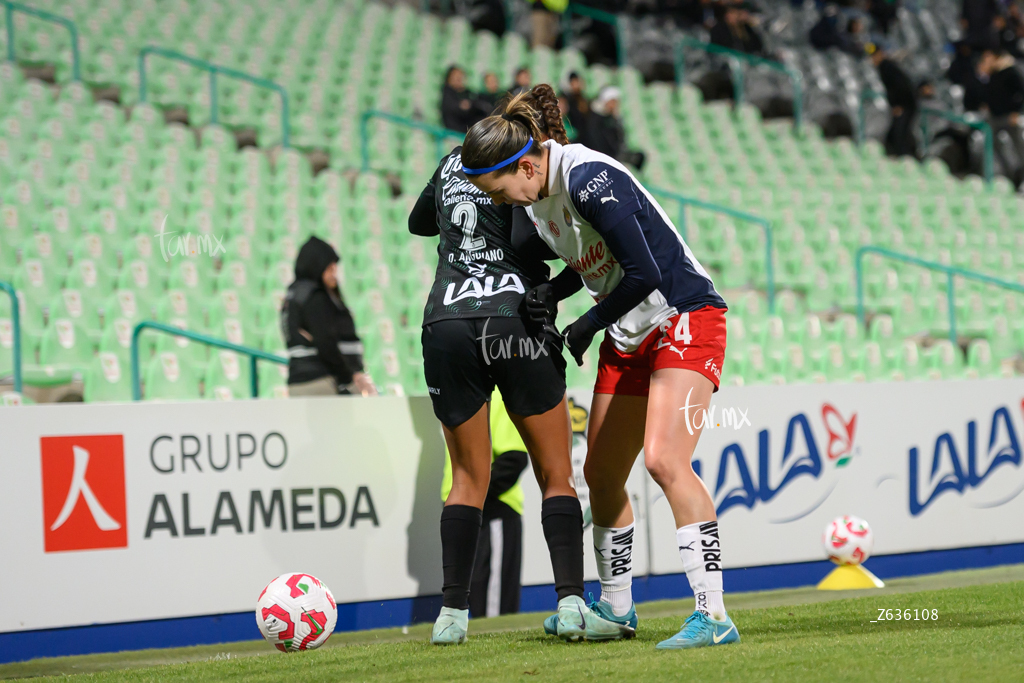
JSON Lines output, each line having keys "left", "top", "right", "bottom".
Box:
{"left": 410, "top": 147, "right": 550, "bottom": 326}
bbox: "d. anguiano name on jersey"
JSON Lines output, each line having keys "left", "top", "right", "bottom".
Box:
{"left": 526, "top": 141, "right": 726, "bottom": 353}
{"left": 421, "top": 148, "right": 548, "bottom": 325}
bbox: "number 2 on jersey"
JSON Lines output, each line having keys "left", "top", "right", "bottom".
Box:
{"left": 656, "top": 312, "right": 692, "bottom": 349}
{"left": 453, "top": 201, "right": 486, "bottom": 251}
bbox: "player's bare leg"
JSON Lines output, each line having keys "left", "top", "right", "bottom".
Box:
{"left": 433, "top": 404, "right": 492, "bottom": 645}
{"left": 645, "top": 368, "right": 738, "bottom": 649}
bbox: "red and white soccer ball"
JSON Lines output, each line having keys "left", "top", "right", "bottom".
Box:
{"left": 823, "top": 515, "right": 874, "bottom": 565}
{"left": 256, "top": 572, "right": 338, "bottom": 652}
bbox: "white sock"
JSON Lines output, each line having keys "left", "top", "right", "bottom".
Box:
{"left": 676, "top": 520, "right": 727, "bottom": 621}
{"left": 593, "top": 523, "right": 634, "bottom": 617}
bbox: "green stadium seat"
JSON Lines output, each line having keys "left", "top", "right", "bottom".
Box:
{"left": 258, "top": 360, "right": 289, "bottom": 399}
{"left": 205, "top": 350, "right": 252, "bottom": 400}
{"left": 83, "top": 352, "right": 134, "bottom": 402}
{"left": 143, "top": 351, "right": 203, "bottom": 401}
{"left": 37, "top": 317, "right": 95, "bottom": 375}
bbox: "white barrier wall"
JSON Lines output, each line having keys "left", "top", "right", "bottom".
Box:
{"left": 2, "top": 379, "right": 1023, "bottom": 633}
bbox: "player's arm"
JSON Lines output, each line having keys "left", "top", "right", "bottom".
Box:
{"left": 562, "top": 162, "right": 663, "bottom": 364}
{"left": 515, "top": 208, "right": 584, "bottom": 324}
{"left": 408, "top": 166, "right": 441, "bottom": 237}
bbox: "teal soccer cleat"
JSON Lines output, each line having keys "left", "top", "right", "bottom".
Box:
{"left": 586, "top": 594, "right": 639, "bottom": 632}
{"left": 431, "top": 607, "right": 469, "bottom": 645}
{"left": 543, "top": 595, "right": 635, "bottom": 641}
{"left": 656, "top": 611, "right": 739, "bottom": 650}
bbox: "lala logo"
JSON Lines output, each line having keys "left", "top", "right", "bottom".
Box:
{"left": 222, "top": 290, "right": 241, "bottom": 316}
{"left": 99, "top": 352, "right": 121, "bottom": 382}
{"left": 135, "top": 234, "right": 153, "bottom": 259}
{"left": 160, "top": 352, "right": 181, "bottom": 382}
{"left": 62, "top": 290, "right": 82, "bottom": 318}
{"left": 170, "top": 318, "right": 190, "bottom": 348}
{"left": 224, "top": 318, "right": 244, "bottom": 345}
{"left": 55, "top": 319, "right": 75, "bottom": 349}
{"left": 822, "top": 404, "right": 857, "bottom": 466}
{"left": 86, "top": 234, "right": 102, "bottom": 259}
{"left": 78, "top": 259, "right": 97, "bottom": 287}
{"left": 113, "top": 318, "right": 132, "bottom": 347}
{"left": 130, "top": 260, "right": 149, "bottom": 288}
{"left": 170, "top": 290, "right": 189, "bottom": 316}
{"left": 220, "top": 351, "right": 241, "bottom": 381}
{"left": 229, "top": 262, "right": 247, "bottom": 288}
{"left": 26, "top": 259, "right": 44, "bottom": 287}
{"left": 117, "top": 290, "right": 137, "bottom": 318}
{"left": 40, "top": 435, "right": 127, "bottom": 552}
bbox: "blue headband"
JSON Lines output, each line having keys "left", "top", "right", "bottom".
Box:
{"left": 462, "top": 137, "right": 534, "bottom": 175}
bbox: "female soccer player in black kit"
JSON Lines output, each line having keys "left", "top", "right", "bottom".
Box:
{"left": 408, "top": 85, "right": 631, "bottom": 645}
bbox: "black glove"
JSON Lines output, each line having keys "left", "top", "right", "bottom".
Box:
{"left": 562, "top": 314, "right": 600, "bottom": 367}
{"left": 523, "top": 283, "right": 556, "bottom": 325}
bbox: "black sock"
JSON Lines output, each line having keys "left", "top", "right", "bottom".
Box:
{"left": 440, "top": 504, "right": 483, "bottom": 610}
{"left": 541, "top": 495, "right": 585, "bottom": 602}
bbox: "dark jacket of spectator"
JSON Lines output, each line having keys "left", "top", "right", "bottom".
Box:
{"left": 986, "top": 62, "right": 1024, "bottom": 116}
{"left": 441, "top": 67, "right": 483, "bottom": 133}
{"left": 809, "top": 12, "right": 863, "bottom": 55}
{"left": 878, "top": 58, "right": 917, "bottom": 111}
{"left": 583, "top": 110, "right": 627, "bottom": 160}
{"left": 709, "top": 14, "right": 765, "bottom": 55}
{"left": 868, "top": 0, "right": 899, "bottom": 34}
{"left": 281, "top": 237, "right": 365, "bottom": 388}
{"left": 962, "top": 0, "right": 1000, "bottom": 48}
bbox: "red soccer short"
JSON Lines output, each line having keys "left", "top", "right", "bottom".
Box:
{"left": 593, "top": 305, "right": 727, "bottom": 397}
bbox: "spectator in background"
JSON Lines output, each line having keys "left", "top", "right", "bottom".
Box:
{"left": 870, "top": 45, "right": 919, "bottom": 158}
{"left": 948, "top": 41, "right": 987, "bottom": 111}
{"left": 961, "top": 0, "right": 1000, "bottom": 49}
{"left": 527, "top": 0, "right": 566, "bottom": 49}
{"left": 282, "top": 236, "right": 376, "bottom": 397}
{"left": 868, "top": 0, "right": 899, "bottom": 35}
{"left": 993, "top": 10, "right": 1024, "bottom": 58}
{"left": 810, "top": 6, "right": 865, "bottom": 56}
{"left": 709, "top": 2, "right": 766, "bottom": 56}
{"left": 978, "top": 46, "right": 1024, "bottom": 186}
{"left": 509, "top": 67, "right": 532, "bottom": 96}
{"left": 441, "top": 66, "right": 485, "bottom": 133}
{"left": 477, "top": 72, "right": 504, "bottom": 113}
{"left": 582, "top": 86, "right": 646, "bottom": 170}
{"left": 562, "top": 72, "right": 589, "bottom": 141}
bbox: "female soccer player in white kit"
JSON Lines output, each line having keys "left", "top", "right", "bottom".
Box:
{"left": 460, "top": 91, "right": 739, "bottom": 650}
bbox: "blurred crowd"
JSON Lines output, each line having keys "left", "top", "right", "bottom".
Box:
{"left": 440, "top": 67, "right": 646, "bottom": 169}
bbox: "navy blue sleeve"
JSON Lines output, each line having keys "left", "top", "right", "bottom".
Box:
{"left": 567, "top": 162, "right": 662, "bottom": 329}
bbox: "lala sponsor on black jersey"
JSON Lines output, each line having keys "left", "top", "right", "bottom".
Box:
{"left": 418, "top": 148, "right": 549, "bottom": 326}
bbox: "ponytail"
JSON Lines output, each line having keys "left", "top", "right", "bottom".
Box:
{"left": 462, "top": 84, "right": 568, "bottom": 177}
{"left": 523, "top": 84, "right": 570, "bottom": 145}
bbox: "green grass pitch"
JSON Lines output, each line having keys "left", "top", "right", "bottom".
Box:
{"left": 3, "top": 565, "right": 1023, "bottom": 682}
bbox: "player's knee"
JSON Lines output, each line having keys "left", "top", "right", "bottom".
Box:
{"left": 643, "top": 440, "right": 677, "bottom": 486}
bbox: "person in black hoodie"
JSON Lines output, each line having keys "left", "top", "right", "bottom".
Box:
{"left": 280, "top": 236, "right": 376, "bottom": 396}
{"left": 979, "top": 46, "right": 1024, "bottom": 186}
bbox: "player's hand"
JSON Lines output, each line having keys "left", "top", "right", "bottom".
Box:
{"left": 523, "top": 283, "right": 555, "bottom": 324}
{"left": 562, "top": 315, "right": 599, "bottom": 367}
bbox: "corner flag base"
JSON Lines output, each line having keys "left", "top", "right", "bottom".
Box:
{"left": 816, "top": 564, "right": 885, "bottom": 590}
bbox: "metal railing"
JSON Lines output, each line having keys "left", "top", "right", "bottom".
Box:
{"left": 131, "top": 321, "right": 286, "bottom": 401}
{"left": 649, "top": 187, "right": 775, "bottom": 312}
{"left": 138, "top": 46, "right": 291, "bottom": 148}
{"left": 855, "top": 246, "right": 1024, "bottom": 343}
{"left": 0, "top": 281, "right": 22, "bottom": 393}
{"left": 359, "top": 110, "right": 464, "bottom": 172}
{"left": 562, "top": 3, "right": 627, "bottom": 67}
{"left": 674, "top": 38, "right": 803, "bottom": 131}
{"left": 919, "top": 107, "right": 993, "bottom": 184}
{"left": 3, "top": 1, "right": 81, "bottom": 80}
{"left": 856, "top": 88, "right": 885, "bottom": 147}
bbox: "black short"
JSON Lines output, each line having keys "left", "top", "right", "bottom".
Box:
{"left": 422, "top": 317, "right": 567, "bottom": 428}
